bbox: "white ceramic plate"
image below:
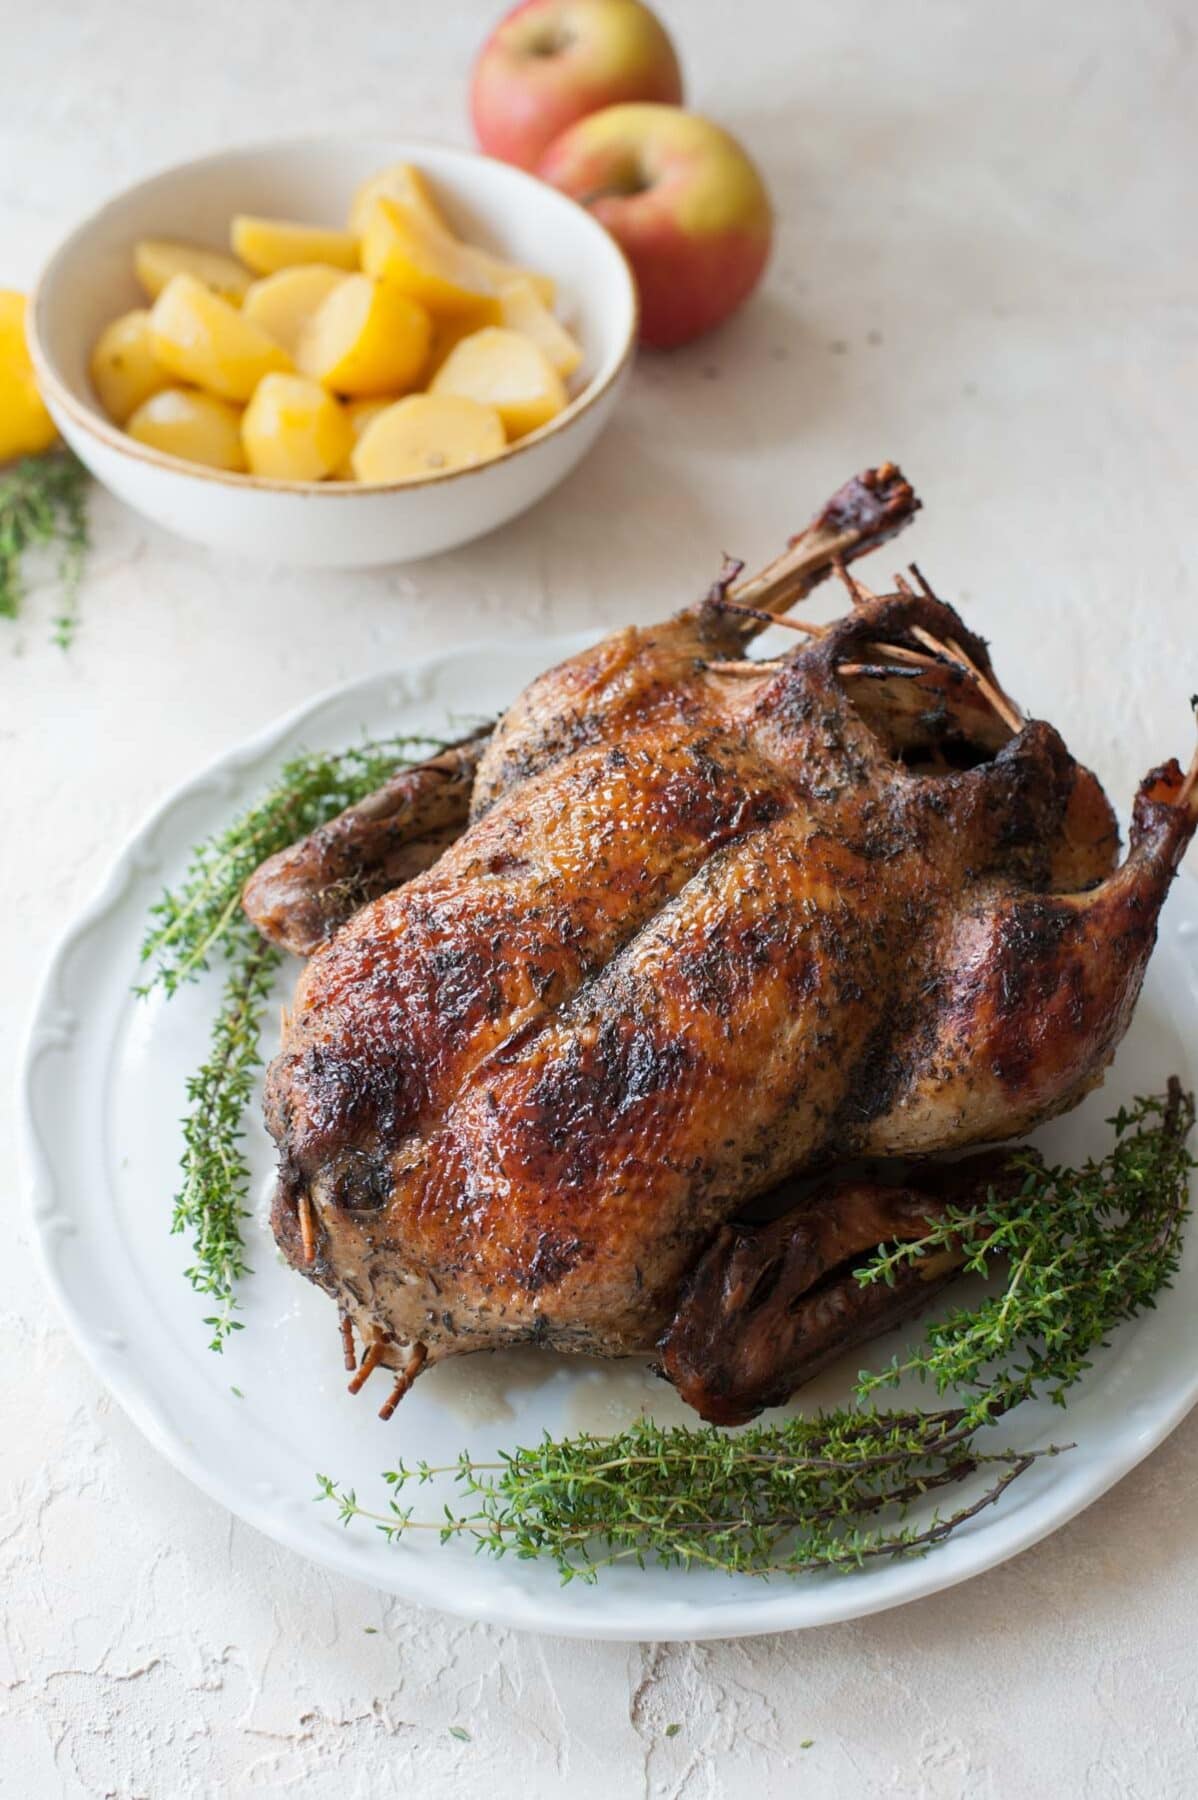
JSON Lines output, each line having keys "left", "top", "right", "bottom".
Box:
{"left": 22, "top": 638, "right": 1198, "bottom": 1641}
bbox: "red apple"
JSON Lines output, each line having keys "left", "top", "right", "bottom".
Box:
{"left": 471, "top": 0, "right": 683, "bottom": 173}
{"left": 537, "top": 103, "right": 773, "bottom": 349}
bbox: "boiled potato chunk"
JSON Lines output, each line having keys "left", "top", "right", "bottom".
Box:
{"left": 361, "top": 199, "right": 499, "bottom": 319}
{"left": 150, "top": 274, "right": 291, "bottom": 402}
{"left": 231, "top": 216, "right": 359, "bottom": 277}
{"left": 126, "top": 387, "right": 247, "bottom": 471}
{"left": 242, "top": 373, "right": 352, "bottom": 480}
{"left": 430, "top": 327, "right": 567, "bottom": 439}
{"left": 348, "top": 162, "right": 451, "bottom": 237}
{"left": 134, "top": 239, "right": 251, "bottom": 304}
{"left": 499, "top": 277, "right": 582, "bottom": 378}
{"left": 346, "top": 397, "right": 392, "bottom": 433}
{"left": 89, "top": 309, "right": 172, "bottom": 424}
{"left": 296, "top": 275, "right": 430, "bottom": 397}
{"left": 0, "top": 289, "right": 57, "bottom": 461}
{"left": 468, "top": 249, "right": 555, "bottom": 309}
{"left": 242, "top": 265, "right": 346, "bottom": 356}
{"left": 334, "top": 397, "right": 391, "bottom": 477}
{"left": 349, "top": 164, "right": 552, "bottom": 300}
{"left": 424, "top": 309, "right": 496, "bottom": 378}
{"left": 351, "top": 393, "right": 504, "bottom": 484}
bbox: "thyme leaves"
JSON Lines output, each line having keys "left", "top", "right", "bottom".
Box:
{"left": 0, "top": 448, "right": 90, "bottom": 645}
{"left": 172, "top": 924, "right": 278, "bottom": 1351}
{"left": 855, "top": 1083, "right": 1195, "bottom": 1423}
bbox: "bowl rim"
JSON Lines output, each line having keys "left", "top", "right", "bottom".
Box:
{"left": 28, "top": 132, "right": 639, "bottom": 498}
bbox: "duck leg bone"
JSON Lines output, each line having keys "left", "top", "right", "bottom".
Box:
{"left": 698, "top": 460, "right": 920, "bottom": 653}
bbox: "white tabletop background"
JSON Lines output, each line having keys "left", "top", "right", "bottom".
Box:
{"left": 3, "top": 1, "right": 1197, "bottom": 1794}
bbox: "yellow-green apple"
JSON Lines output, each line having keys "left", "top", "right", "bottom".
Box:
{"left": 538, "top": 103, "right": 772, "bottom": 348}
{"left": 471, "top": 0, "right": 683, "bottom": 172}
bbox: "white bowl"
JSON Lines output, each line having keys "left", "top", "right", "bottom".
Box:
{"left": 29, "top": 137, "right": 637, "bottom": 568}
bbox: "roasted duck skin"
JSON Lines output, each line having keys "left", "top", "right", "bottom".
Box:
{"left": 657, "top": 1152, "right": 1031, "bottom": 1426}
{"left": 245, "top": 466, "right": 919, "bottom": 954}
{"left": 248, "top": 465, "right": 1197, "bottom": 1422}
{"left": 244, "top": 729, "right": 490, "bottom": 957}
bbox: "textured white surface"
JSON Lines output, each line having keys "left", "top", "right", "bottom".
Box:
{"left": 3, "top": 0, "right": 1197, "bottom": 1794}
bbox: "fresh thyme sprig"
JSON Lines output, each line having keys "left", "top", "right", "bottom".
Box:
{"left": 143, "top": 732, "right": 451, "bottom": 1346}
{"left": 173, "top": 923, "right": 279, "bottom": 1351}
{"left": 138, "top": 732, "right": 448, "bottom": 997}
{"left": 0, "top": 448, "right": 90, "bottom": 646}
{"left": 317, "top": 1088, "right": 1193, "bottom": 1580}
{"left": 315, "top": 1424, "right": 1062, "bottom": 1582}
{"left": 855, "top": 1083, "right": 1195, "bottom": 1424}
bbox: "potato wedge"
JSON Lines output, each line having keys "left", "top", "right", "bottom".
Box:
{"left": 126, "top": 387, "right": 247, "bottom": 471}
{"left": 345, "top": 397, "right": 392, "bottom": 436}
{"left": 231, "top": 215, "right": 359, "bottom": 277}
{"left": 149, "top": 274, "right": 291, "bottom": 402}
{"left": 241, "top": 373, "right": 352, "bottom": 481}
{"left": 424, "top": 308, "right": 496, "bottom": 379}
{"left": 334, "top": 398, "right": 392, "bottom": 477}
{"left": 296, "top": 274, "right": 430, "bottom": 397}
{"left": 134, "top": 238, "right": 252, "bottom": 304}
{"left": 467, "top": 249, "right": 555, "bottom": 309}
{"left": 350, "top": 166, "right": 553, "bottom": 301}
{"left": 498, "top": 277, "right": 582, "bottom": 378}
{"left": 89, "top": 309, "right": 172, "bottom": 424}
{"left": 242, "top": 265, "right": 347, "bottom": 356}
{"left": 360, "top": 199, "right": 499, "bottom": 319}
{"left": 351, "top": 392, "right": 504, "bottom": 484}
{"left": 429, "top": 326, "right": 567, "bottom": 439}
{"left": 348, "top": 162, "right": 451, "bottom": 237}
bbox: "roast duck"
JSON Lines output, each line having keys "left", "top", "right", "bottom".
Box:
{"left": 244, "top": 465, "right": 1198, "bottom": 1425}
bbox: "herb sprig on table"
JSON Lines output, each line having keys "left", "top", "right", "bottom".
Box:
{"left": 0, "top": 448, "right": 90, "bottom": 646}
{"left": 140, "top": 733, "right": 1195, "bottom": 1576}
{"left": 137, "top": 732, "right": 450, "bottom": 1348}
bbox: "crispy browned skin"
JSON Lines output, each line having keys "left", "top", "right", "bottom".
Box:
{"left": 256, "top": 466, "right": 1194, "bottom": 1417}
{"left": 245, "top": 467, "right": 920, "bottom": 960}
{"left": 657, "top": 1152, "right": 1030, "bottom": 1424}
{"left": 243, "top": 730, "right": 490, "bottom": 956}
